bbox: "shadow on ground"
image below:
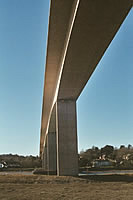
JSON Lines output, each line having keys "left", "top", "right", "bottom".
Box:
{"left": 79, "top": 174, "right": 133, "bottom": 183}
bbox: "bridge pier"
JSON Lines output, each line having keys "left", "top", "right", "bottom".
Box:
{"left": 56, "top": 100, "right": 78, "bottom": 176}
{"left": 43, "top": 139, "right": 48, "bottom": 171}
{"left": 47, "top": 132, "right": 57, "bottom": 174}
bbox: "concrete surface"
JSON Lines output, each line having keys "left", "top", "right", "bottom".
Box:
{"left": 56, "top": 100, "right": 78, "bottom": 176}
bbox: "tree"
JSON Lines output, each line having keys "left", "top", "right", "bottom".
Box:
{"left": 120, "top": 145, "right": 125, "bottom": 149}
{"left": 128, "top": 144, "right": 132, "bottom": 150}
{"left": 101, "top": 145, "right": 114, "bottom": 158}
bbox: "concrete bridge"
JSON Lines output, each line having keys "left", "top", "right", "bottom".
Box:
{"left": 40, "top": 0, "right": 133, "bottom": 176}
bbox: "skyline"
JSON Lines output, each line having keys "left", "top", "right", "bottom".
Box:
{"left": 0, "top": 1, "right": 133, "bottom": 155}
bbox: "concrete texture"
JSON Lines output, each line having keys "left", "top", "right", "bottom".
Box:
{"left": 58, "top": 0, "right": 132, "bottom": 99}
{"left": 56, "top": 100, "right": 78, "bottom": 176}
{"left": 47, "top": 132, "right": 57, "bottom": 174}
{"left": 42, "top": 105, "right": 57, "bottom": 173}
{"left": 47, "top": 105, "right": 57, "bottom": 173}
{"left": 43, "top": 139, "right": 48, "bottom": 171}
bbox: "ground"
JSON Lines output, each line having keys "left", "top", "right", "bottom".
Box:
{"left": 0, "top": 174, "right": 133, "bottom": 200}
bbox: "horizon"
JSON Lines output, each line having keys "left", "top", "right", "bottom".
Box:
{"left": 0, "top": 143, "right": 133, "bottom": 157}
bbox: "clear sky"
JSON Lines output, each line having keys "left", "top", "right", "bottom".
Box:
{"left": 0, "top": 1, "right": 132, "bottom": 155}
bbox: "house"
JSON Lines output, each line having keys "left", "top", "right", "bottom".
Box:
{"left": 0, "top": 163, "right": 4, "bottom": 168}
{"left": 92, "top": 159, "right": 113, "bottom": 168}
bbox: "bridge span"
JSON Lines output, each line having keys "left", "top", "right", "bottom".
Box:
{"left": 40, "top": 0, "right": 133, "bottom": 176}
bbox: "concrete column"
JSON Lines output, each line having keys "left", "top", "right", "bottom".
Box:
{"left": 56, "top": 99, "right": 78, "bottom": 176}
{"left": 42, "top": 152, "right": 44, "bottom": 168}
{"left": 47, "top": 132, "right": 57, "bottom": 175}
{"left": 46, "top": 104, "right": 57, "bottom": 174}
{"left": 43, "top": 138, "right": 48, "bottom": 171}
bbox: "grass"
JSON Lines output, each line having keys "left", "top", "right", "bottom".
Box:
{"left": 0, "top": 168, "right": 34, "bottom": 172}
{"left": 0, "top": 174, "right": 133, "bottom": 199}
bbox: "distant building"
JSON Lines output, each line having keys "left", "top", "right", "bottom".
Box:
{"left": 8, "top": 163, "right": 21, "bottom": 168}
{"left": 0, "top": 163, "right": 4, "bottom": 168}
{"left": 92, "top": 160, "right": 113, "bottom": 168}
{"left": 122, "top": 154, "right": 131, "bottom": 160}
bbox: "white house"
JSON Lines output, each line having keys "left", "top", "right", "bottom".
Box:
{"left": 0, "top": 163, "right": 4, "bottom": 168}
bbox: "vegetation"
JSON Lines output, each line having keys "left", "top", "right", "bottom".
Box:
{"left": 79, "top": 144, "right": 133, "bottom": 169}
{"left": 0, "top": 154, "right": 41, "bottom": 169}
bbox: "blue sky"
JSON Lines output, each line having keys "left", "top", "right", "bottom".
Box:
{"left": 0, "top": 0, "right": 50, "bottom": 155}
{"left": 0, "top": 1, "right": 132, "bottom": 155}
